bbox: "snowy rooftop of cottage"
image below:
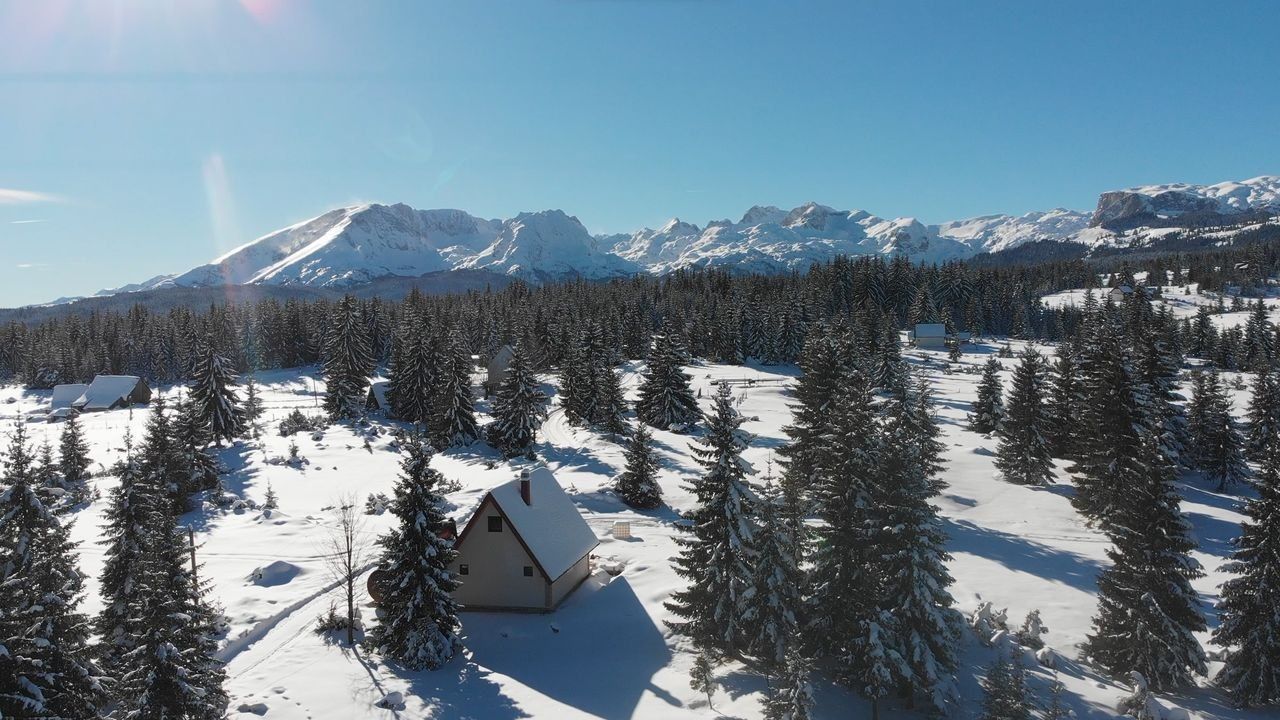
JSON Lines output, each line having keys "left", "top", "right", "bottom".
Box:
{"left": 915, "top": 323, "right": 946, "bottom": 338}
{"left": 50, "top": 383, "right": 89, "bottom": 410}
{"left": 476, "top": 467, "right": 598, "bottom": 581}
{"left": 368, "top": 379, "right": 389, "bottom": 409}
{"left": 74, "top": 375, "right": 143, "bottom": 411}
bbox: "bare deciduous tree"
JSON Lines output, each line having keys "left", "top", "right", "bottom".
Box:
{"left": 321, "top": 493, "right": 370, "bottom": 645}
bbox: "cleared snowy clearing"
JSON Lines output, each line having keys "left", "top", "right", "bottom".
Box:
{"left": 0, "top": 345, "right": 1270, "bottom": 719}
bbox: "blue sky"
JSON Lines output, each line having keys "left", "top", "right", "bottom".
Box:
{"left": 1, "top": 0, "right": 1278, "bottom": 307}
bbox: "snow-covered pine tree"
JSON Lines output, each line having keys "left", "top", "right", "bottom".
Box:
{"left": 665, "top": 382, "right": 756, "bottom": 656}
{"left": 322, "top": 294, "right": 374, "bottom": 420}
{"left": 368, "top": 433, "right": 462, "bottom": 669}
{"left": 487, "top": 343, "right": 547, "bottom": 458}
{"left": 243, "top": 373, "right": 264, "bottom": 425}
{"left": 188, "top": 339, "right": 246, "bottom": 445}
{"left": 263, "top": 482, "right": 279, "bottom": 510}
{"left": 1184, "top": 369, "right": 1212, "bottom": 468}
{"left": 764, "top": 643, "right": 815, "bottom": 720}
{"left": 1243, "top": 298, "right": 1274, "bottom": 371}
{"left": 1071, "top": 321, "right": 1148, "bottom": 525}
{"left": 978, "top": 654, "right": 1032, "bottom": 720}
{"left": 57, "top": 412, "right": 92, "bottom": 497}
{"left": 116, "top": 506, "right": 228, "bottom": 719}
{"left": 390, "top": 331, "right": 433, "bottom": 426}
{"left": 614, "top": 423, "right": 662, "bottom": 509}
{"left": 0, "top": 420, "right": 105, "bottom": 719}
{"left": 1246, "top": 369, "right": 1280, "bottom": 464}
{"left": 1042, "top": 677, "right": 1071, "bottom": 719}
{"left": 94, "top": 444, "right": 157, "bottom": 666}
{"left": 1084, "top": 426, "right": 1207, "bottom": 690}
{"left": 1212, "top": 406, "right": 1280, "bottom": 707}
{"left": 747, "top": 474, "right": 806, "bottom": 669}
{"left": 871, "top": 321, "right": 903, "bottom": 390}
{"left": 592, "top": 359, "right": 629, "bottom": 436}
{"left": 558, "top": 332, "right": 595, "bottom": 425}
{"left": 969, "top": 356, "right": 1004, "bottom": 434}
{"left": 995, "top": 349, "right": 1054, "bottom": 486}
{"left": 170, "top": 397, "right": 222, "bottom": 508}
{"left": 806, "top": 364, "right": 902, "bottom": 712}
{"left": 1193, "top": 370, "right": 1249, "bottom": 492}
{"left": 34, "top": 439, "right": 61, "bottom": 502}
{"left": 431, "top": 340, "right": 480, "bottom": 448}
{"left": 635, "top": 332, "right": 699, "bottom": 431}
{"left": 876, "top": 377, "right": 963, "bottom": 712}
{"left": 777, "top": 327, "right": 849, "bottom": 502}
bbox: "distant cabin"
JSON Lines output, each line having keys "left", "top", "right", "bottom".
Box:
{"left": 50, "top": 383, "right": 89, "bottom": 411}
{"left": 913, "top": 323, "right": 948, "bottom": 349}
{"left": 366, "top": 380, "right": 390, "bottom": 412}
{"left": 450, "top": 467, "right": 598, "bottom": 612}
{"left": 1108, "top": 285, "right": 1134, "bottom": 303}
{"left": 72, "top": 375, "right": 151, "bottom": 412}
{"left": 486, "top": 344, "right": 516, "bottom": 391}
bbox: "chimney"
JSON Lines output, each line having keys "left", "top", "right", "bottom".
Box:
{"left": 519, "top": 470, "right": 531, "bottom": 505}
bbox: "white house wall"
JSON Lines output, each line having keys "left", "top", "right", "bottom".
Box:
{"left": 451, "top": 507, "right": 549, "bottom": 610}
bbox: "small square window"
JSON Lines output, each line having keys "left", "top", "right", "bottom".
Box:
{"left": 459, "top": 564, "right": 469, "bottom": 576}
{"left": 487, "top": 516, "right": 502, "bottom": 532}
{"left": 522, "top": 566, "right": 534, "bottom": 577}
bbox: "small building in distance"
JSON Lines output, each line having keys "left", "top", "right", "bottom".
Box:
{"left": 913, "top": 323, "right": 948, "bottom": 349}
{"left": 50, "top": 383, "right": 89, "bottom": 412}
{"left": 72, "top": 375, "right": 151, "bottom": 412}
{"left": 1108, "top": 284, "right": 1134, "bottom": 303}
{"left": 365, "top": 379, "right": 390, "bottom": 413}
{"left": 486, "top": 344, "right": 516, "bottom": 392}
{"left": 450, "top": 467, "right": 598, "bottom": 612}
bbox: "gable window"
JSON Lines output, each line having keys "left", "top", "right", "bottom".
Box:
{"left": 523, "top": 566, "right": 534, "bottom": 577}
{"left": 487, "top": 516, "right": 502, "bottom": 532}
{"left": 459, "top": 564, "right": 469, "bottom": 576}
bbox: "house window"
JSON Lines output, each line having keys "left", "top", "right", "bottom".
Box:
{"left": 487, "top": 516, "right": 502, "bottom": 532}
{"left": 522, "top": 566, "right": 534, "bottom": 577}
{"left": 459, "top": 564, "right": 469, "bottom": 576}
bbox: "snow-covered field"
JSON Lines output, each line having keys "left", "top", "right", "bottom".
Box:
{"left": 0, "top": 344, "right": 1270, "bottom": 719}
{"left": 1042, "top": 282, "right": 1280, "bottom": 330}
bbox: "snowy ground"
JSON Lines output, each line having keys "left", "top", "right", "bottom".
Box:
{"left": 1042, "top": 282, "right": 1280, "bottom": 331}
{"left": 0, "top": 344, "right": 1271, "bottom": 719}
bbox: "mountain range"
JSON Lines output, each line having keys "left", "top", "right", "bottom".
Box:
{"left": 57, "top": 175, "right": 1280, "bottom": 306}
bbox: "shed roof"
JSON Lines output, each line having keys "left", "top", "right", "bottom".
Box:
{"left": 74, "top": 375, "right": 144, "bottom": 411}
{"left": 367, "top": 379, "right": 389, "bottom": 409}
{"left": 459, "top": 467, "right": 598, "bottom": 581}
{"left": 51, "top": 384, "right": 89, "bottom": 410}
{"left": 914, "top": 323, "right": 947, "bottom": 337}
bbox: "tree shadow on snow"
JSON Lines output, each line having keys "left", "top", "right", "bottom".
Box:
{"left": 463, "top": 575, "right": 679, "bottom": 718}
{"left": 389, "top": 656, "right": 528, "bottom": 720}
{"left": 943, "top": 518, "right": 1103, "bottom": 594}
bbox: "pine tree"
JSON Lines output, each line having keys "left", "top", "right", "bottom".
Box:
{"left": 0, "top": 421, "right": 105, "bottom": 719}
{"left": 747, "top": 475, "right": 805, "bottom": 668}
{"left": 323, "top": 294, "right": 374, "bottom": 420}
{"left": 635, "top": 333, "right": 700, "bottom": 430}
{"left": 116, "top": 513, "right": 228, "bottom": 719}
{"left": 764, "top": 644, "right": 815, "bottom": 720}
{"left": 171, "top": 397, "right": 222, "bottom": 507}
{"left": 979, "top": 655, "right": 1032, "bottom": 720}
{"left": 188, "top": 340, "right": 245, "bottom": 445}
{"left": 689, "top": 650, "right": 717, "bottom": 709}
{"left": 432, "top": 341, "right": 480, "bottom": 448}
{"left": 368, "top": 434, "right": 463, "bottom": 669}
{"left": 806, "top": 366, "right": 902, "bottom": 709}
{"left": 487, "top": 343, "right": 547, "bottom": 458}
{"left": 1042, "top": 677, "right": 1071, "bottom": 719}
{"left": 592, "top": 360, "right": 629, "bottom": 436}
{"left": 969, "top": 356, "right": 1004, "bottom": 434}
{"left": 263, "top": 482, "right": 279, "bottom": 510}
{"left": 390, "top": 330, "right": 435, "bottom": 426}
{"left": 58, "top": 412, "right": 92, "bottom": 501}
{"left": 666, "top": 382, "right": 755, "bottom": 656}
{"left": 777, "top": 328, "right": 849, "bottom": 501}
{"left": 995, "top": 349, "right": 1054, "bottom": 486}
{"left": 876, "top": 378, "right": 963, "bottom": 711}
{"left": 95, "top": 443, "right": 159, "bottom": 665}
{"left": 1193, "top": 370, "right": 1249, "bottom": 493}
{"left": 1246, "top": 369, "right": 1280, "bottom": 464}
{"left": 1212, "top": 411, "right": 1280, "bottom": 707}
{"left": 1084, "top": 427, "right": 1207, "bottom": 690}
{"left": 614, "top": 423, "right": 662, "bottom": 509}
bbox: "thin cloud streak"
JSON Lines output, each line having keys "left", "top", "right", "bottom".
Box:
{"left": 10, "top": 219, "right": 46, "bottom": 224}
{"left": 0, "top": 188, "right": 62, "bottom": 204}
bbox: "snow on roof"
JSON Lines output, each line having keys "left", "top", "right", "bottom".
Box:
{"left": 914, "top": 323, "right": 946, "bottom": 337}
{"left": 485, "top": 467, "right": 597, "bottom": 581}
{"left": 489, "top": 344, "right": 515, "bottom": 370}
{"left": 367, "top": 379, "right": 389, "bottom": 409}
{"left": 74, "top": 375, "right": 144, "bottom": 411}
{"left": 50, "top": 383, "right": 89, "bottom": 410}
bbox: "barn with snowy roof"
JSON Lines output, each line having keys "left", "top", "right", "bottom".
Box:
{"left": 72, "top": 375, "right": 152, "bottom": 412}
{"left": 50, "top": 383, "right": 89, "bottom": 411}
{"left": 450, "top": 467, "right": 598, "bottom": 612}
